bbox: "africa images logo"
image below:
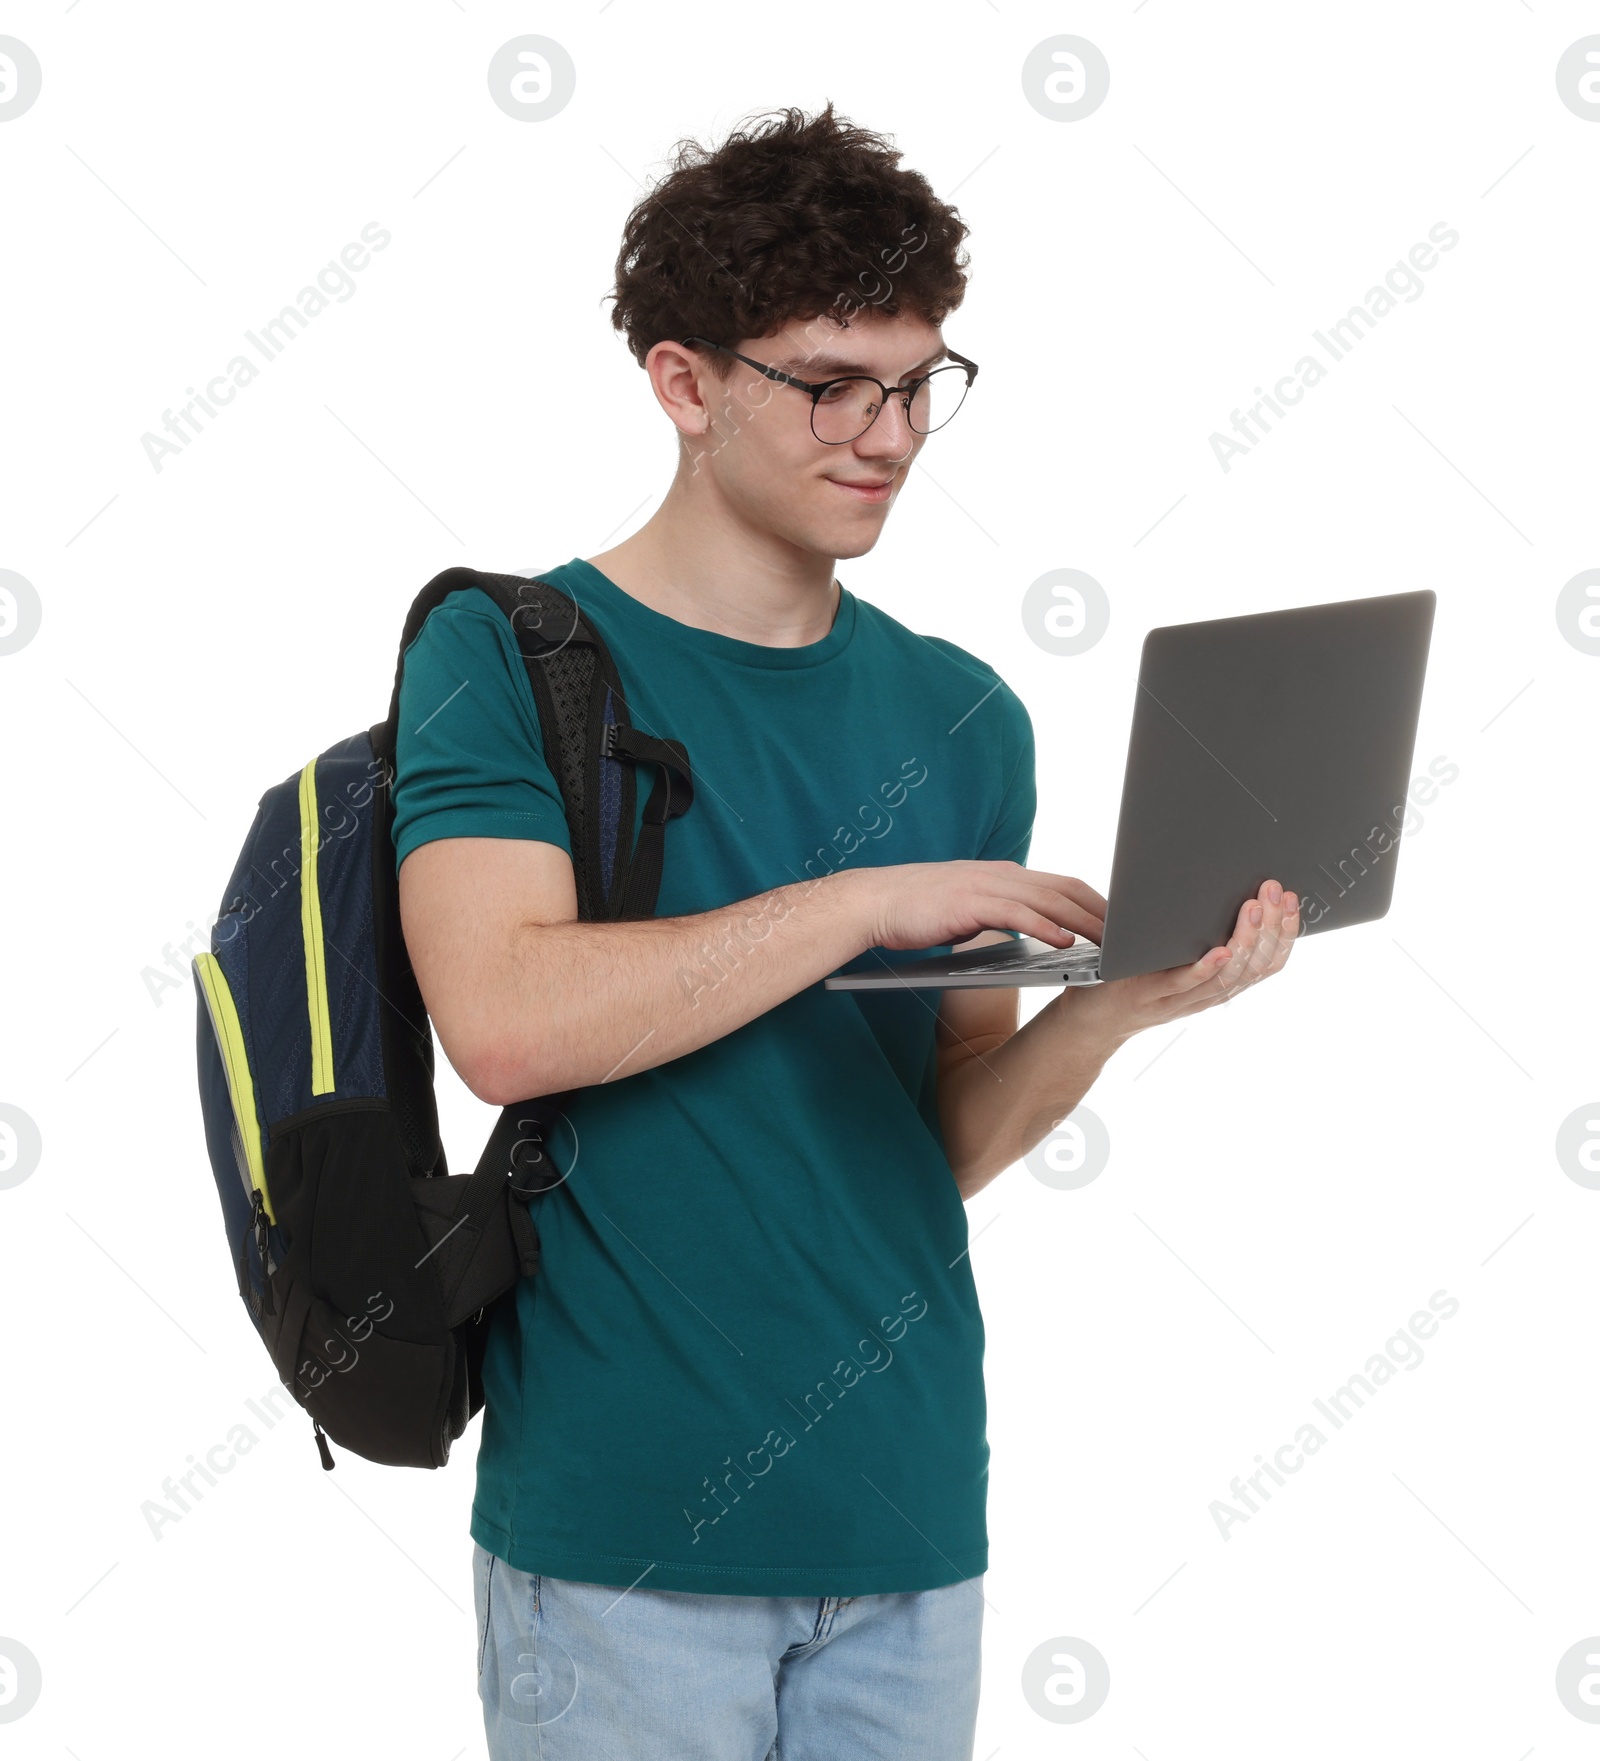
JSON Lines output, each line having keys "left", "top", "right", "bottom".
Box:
{"left": 1208, "top": 224, "right": 1459, "bottom": 473}
{"left": 1209, "top": 1291, "right": 1459, "bottom": 1539}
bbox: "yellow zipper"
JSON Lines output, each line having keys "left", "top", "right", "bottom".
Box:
{"left": 193, "top": 950, "right": 275, "bottom": 1223}
{"left": 298, "top": 758, "right": 336, "bottom": 1095}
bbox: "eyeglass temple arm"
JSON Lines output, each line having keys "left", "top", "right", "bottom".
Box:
{"left": 681, "top": 337, "right": 811, "bottom": 393}
{"left": 682, "top": 335, "right": 978, "bottom": 392}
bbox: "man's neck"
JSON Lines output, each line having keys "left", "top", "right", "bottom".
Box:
{"left": 585, "top": 473, "right": 840, "bottom": 651}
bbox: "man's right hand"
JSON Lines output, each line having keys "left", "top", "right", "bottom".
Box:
{"left": 841, "top": 859, "right": 1108, "bottom": 953}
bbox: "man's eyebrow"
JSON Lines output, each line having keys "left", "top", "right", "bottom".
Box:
{"left": 770, "top": 346, "right": 950, "bottom": 379}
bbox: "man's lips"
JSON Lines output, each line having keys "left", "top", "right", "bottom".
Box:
{"left": 825, "top": 475, "right": 896, "bottom": 503}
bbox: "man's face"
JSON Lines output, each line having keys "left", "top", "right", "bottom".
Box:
{"left": 689, "top": 309, "right": 952, "bottom": 562}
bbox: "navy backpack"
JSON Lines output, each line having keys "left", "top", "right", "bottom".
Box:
{"left": 191, "top": 568, "right": 693, "bottom": 1469}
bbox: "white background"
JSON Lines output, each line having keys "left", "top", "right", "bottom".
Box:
{"left": 2, "top": 2, "right": 1597, "bottom": 1756}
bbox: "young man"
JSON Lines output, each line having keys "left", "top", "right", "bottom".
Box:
{"left": 394, "top": 105, "right": 1296, "bottom": 1761}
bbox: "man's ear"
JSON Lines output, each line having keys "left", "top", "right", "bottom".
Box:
{"left": 644, "top": 339, "right": 713, "bottom": 437}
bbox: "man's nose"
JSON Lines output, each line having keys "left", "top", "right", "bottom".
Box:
{"left": 855, "top": 395, "right": 917, "bottom": 461}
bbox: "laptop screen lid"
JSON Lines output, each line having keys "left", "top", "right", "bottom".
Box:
{"left": 1096, "top": 589, "right": 1437, "bottom": 981}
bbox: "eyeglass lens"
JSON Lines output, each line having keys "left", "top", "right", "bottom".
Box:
{"left": 810, "top": 365, "right": 970, "bottom": 443}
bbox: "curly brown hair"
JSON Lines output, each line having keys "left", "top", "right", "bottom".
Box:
{"left": 607, "top": 103, "right": 970, "bottom": 374}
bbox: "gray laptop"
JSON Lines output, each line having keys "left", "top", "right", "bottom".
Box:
{"left": 824, "top": 589, "right": 1436, "bottom": 991}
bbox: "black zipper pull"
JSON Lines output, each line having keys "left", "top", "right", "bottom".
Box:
{"left": 312, "top": 1418, "right": 335, "bottom": 1470}
{"left": 251, "top": 1189, "right": 276, "bottom": 1316}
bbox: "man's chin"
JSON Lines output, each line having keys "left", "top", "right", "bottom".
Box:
{"left": 819, "top": 509, "right": 892, "bottom": 562}
{"left": 828, "top": 531, "right": 886, "bottom": 562}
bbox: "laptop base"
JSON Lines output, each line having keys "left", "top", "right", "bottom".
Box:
{"left": 823, "top": 937, "right": 1104, "bottom": 991}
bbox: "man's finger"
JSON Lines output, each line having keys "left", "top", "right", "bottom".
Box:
{"left": 1145, "top": 944, "right": 1234, "bottom": 1000}
{"left": 1014, "top": 870, "right": 1110, "bottom": 922}
{"left": 1000, "top": 875, "right": 1105, "bottom": 941}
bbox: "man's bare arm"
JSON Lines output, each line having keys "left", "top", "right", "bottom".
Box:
{"left": 937, "top": 882, "right": 1302, "bottom": 1201}
{"left": 937, "top": 985, "right": 1125, "bottom": 1203}
{"left": 398, "top": 839, "right": 1106, "bottom": 1106}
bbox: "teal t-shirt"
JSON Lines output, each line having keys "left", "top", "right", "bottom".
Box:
{"left": 392, "top": 557, "right": 1035, "bottom": 1597}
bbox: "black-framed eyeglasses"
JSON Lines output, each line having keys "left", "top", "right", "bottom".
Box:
{"left": 681, "top": 336, "right": 979, "bottom": 445}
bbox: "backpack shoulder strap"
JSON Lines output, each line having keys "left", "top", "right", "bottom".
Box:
{"left": 374, "top": 565, "right": 692, "bottom": 923}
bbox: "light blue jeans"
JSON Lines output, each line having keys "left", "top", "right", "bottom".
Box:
{"left": 472, "top": 1542, "right": 984, "bottom": 1760}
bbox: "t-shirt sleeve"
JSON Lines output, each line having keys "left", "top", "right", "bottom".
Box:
{"left": 391, "top": 591, "right": 572, "bottom": 875}
{"left": 977, "top": 684, "right": 1035, "bottom": 868}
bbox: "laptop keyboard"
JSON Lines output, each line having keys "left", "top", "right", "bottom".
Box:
{"left": 958, "top": 944, "right": 1101, "bottom": 973}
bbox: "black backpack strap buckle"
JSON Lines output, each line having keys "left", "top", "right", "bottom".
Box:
{"left": 599, "top": 724, "right": 694, "bottom": 917}
{"left": 600, "top": 724, "right": 694, "bottom": 822}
